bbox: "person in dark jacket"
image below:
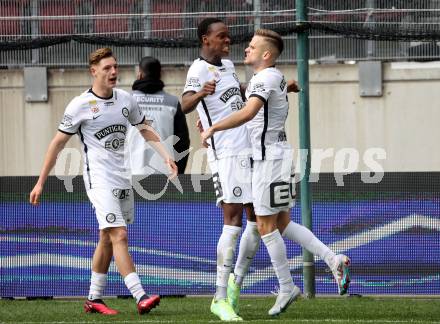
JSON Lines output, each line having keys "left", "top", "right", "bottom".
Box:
{"left": 127, "top": 56, "right": 190, "bottom": 174}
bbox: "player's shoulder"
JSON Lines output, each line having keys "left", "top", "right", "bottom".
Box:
{"left": 65, "top": 90, "right": 92, "bottom": 111}
{"left": 221, "top": 59, "right": 235, "bottom": 68}
{"left": 113, "top": 87, "right": 131, "bottom": 99}
{"left": 188, "top": 58, "right": 206, "bottom": 71}
{"left": 255, "top": 67, "right": 283, "bottom": 84}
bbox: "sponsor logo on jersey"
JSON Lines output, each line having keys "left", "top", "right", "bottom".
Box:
{"left": 252, "top": 82, "right": 266, "bottom": 92}
{"left": 122, "top": 107, "right": 129, "bottom": 117}
{"left": 61, "top": 114, "right": 73, "bottom": 127}
{"left": 94, "top": 124, "right": 127, "bottom": 140}
{"left": 220, "top": 87, "right": 241, "bottom": 103}
{"left": 92, "top": 115, "right": 101, "bottom": 120}
{"left": 280, "top": 77, "right": 286, "bottom": 91}
{"left": 186, "top": 77, "right": 201, "bottom": 88}
{"left": 112, "top": 188, "right": 131, "bottom": 199}
{"left": 277, "top": 131, "right": 287, "bottom": 142}
{"left": 231, "top": 98, "right": 245, "bottom": 111}
{"left": 232, "top": 73, "right": 240, "bottom": 84}
{"left": 105, "top": 137, "right": 125, "bottom": 151}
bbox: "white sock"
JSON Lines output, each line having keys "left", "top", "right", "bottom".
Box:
{"left": 124, "top": 272, "right": 146, "bottom": 303}
{"left": 215, "top": 225, "right": 241, "bottom": 299}
{"left": 234, "top": 221, "right": 260, "bottom": 287}
{"left": 88, "top": 271, "right": 107, "bottom": 300}
{"left": 262, "top": 229, "right": 295, "bottom": 294}
{"left": 282, "top": 221, "right": 336, "bottom": 268}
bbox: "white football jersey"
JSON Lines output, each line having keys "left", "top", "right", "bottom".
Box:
{"left": 58, "top": 88, "right": 144, "bottom": 189}
{"left": 246, "top": 67, "right": 291, "bottom": 160}
{"left": 183, "top": 58, "right": 251, "bottom": 161}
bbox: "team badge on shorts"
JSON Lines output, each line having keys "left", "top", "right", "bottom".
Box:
{"left": 233, "top": 186, "right": 242, "bottom": 197}
{"left": 106, "top": 213, "right": 116, "bottom": 223}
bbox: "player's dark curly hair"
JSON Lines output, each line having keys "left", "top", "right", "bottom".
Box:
{"left": 197, "top": 18, "right": 224, "bottom": 43}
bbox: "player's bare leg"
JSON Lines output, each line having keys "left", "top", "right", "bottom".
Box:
{"left": 85, "top": 230, "right": 118, "bottom": 315}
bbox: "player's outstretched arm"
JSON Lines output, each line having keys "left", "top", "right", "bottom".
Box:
{"left": 181, "top": 80, "right": 216, "bottom": 114}
{"left": 201, "top": 96, "right": 263, "bottom": 147}
{"left": 137, "top": 121, "right": 178, "bottom": 179}
{"left": 30, "top": 131, "right": 72, "bottom": 205}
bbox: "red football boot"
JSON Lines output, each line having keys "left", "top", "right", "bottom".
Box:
{"left": 137, "top": 295, "right": 160, "bottom": 315}
{"left": 84, "top": 299, "right": 118, "bottom": 315}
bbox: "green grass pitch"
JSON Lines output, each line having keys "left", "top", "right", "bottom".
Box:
{"left": 1, "top": 296, "right": 439, "bottom": 324}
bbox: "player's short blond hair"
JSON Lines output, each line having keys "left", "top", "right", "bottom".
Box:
{"left": 89, "top": 47, "right": 115, "bottom": 67}
{"left": 255, "top": 29, "right": 284, "bottom": 55}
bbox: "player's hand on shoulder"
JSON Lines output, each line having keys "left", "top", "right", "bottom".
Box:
{"left": 29, "top": 183, "right": 43, "bottom": 206}
{"left": 201, "top": 80, "right": 216, "bottom": 96}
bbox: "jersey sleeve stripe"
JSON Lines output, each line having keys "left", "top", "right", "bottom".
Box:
{"left": 261, "top": 101, "right": 269, "bottom": 160}
{"left": 201, "top": 99, "right": 217, "bottom": 158}
{"left": 182, "top": 90, "right": 196, "bottom": 96}
{"left": 58, "top": 129, "right": 76, "bottom": 135}
{"left": 249, "top": 93, "right": 267, "bottom": 104}
{"left": 131, "top": 115, "right": 145, "bottom": 126}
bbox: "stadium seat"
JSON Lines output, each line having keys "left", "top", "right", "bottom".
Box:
{"left": 40, "top": 0, "right": 74, "bottom": 35}
{"left": 151, "top": 2, "right": 183, "bottom": 38}
{"left": 0, "top": 0, "right": 21, "bottom": 36}
{"left": 93, "top": 0, "right": 132, "bottom": 35}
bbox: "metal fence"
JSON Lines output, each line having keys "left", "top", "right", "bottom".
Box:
{"left": 0, "top": 0, "right": 439, "bottom": 67}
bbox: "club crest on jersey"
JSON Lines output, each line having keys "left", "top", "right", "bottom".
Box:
{"left": 208, "top": 66, "right": 221, "bottom": 82}
{"left": 220, "top": 87, "right": 241, "bottom": 103}
{"left": 94, "top": 124, "right": 127, "bottom": 140}
{"left": 90, "top": 106, "right": 99, "bottom": 114}
{"left": 106, "top": 213, "right": 116, "bottom": 223}
{"left": 122, "top": 107, "right": 129, "bottom": 117}
{"left": 233, "top": 186, "right": 242, "bottom": 197}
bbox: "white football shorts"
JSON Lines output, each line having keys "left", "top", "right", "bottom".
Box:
{"left": 252, "top": 158, "right": 295, "bottom": 216}
{"left": 209, "top": 155, "right": 253, "bottom": 206}
{"left": 87, "top": 187, "right": 134, "bottom": 229}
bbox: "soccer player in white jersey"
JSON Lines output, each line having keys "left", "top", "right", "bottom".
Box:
{"left": 181, "top": 18, "right": 255, "bottom": 321}
{"left": 29, "top": 48, "right": 178, "bottom": 315}
{"left": 202, "top": 29, "right": 351, "bottom": 317}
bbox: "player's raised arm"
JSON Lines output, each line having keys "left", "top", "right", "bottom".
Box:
{"left": 29, "top": 131, "right": 72, "bottom": 205}
{"left": 181, "top": 80, "right": 216, "bottom": 114}
{"left": 201, "top": 96, "right": 264, "bottom": 147}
